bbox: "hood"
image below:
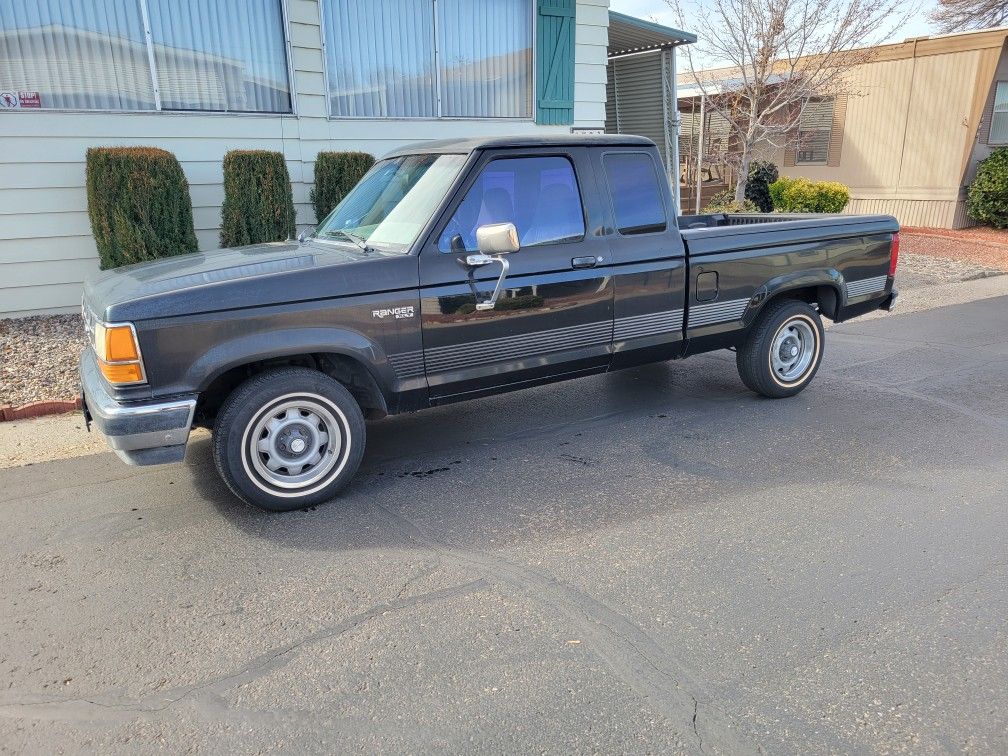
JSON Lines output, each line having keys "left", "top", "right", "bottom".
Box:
{"left": 84, "top": 240, "right": 416, "bottom": 322}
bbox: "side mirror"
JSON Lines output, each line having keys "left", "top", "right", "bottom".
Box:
{"left": 475, "top": 222, "right": 519, "bottom": 255}
{"left": 297, "top": 227, "right": 315, "bottom": 244}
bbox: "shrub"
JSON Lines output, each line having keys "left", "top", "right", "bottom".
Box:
{"left": 310, "top": 151, "right": 375, "bottom": 222}
{"left": 769, "top": 176, "right": 850, "bottom": 213}
{"left": 703, "top": 190, "right": 759, "bottom": 214}
{"left": 85, "top": 146, "right": 198, "bottom": 269}
{"left": 220, "top": 150, "right": 296, "bottom": 247}
{"left": 745, "top": 160, "right": 779, "bottom": 212}
{"left": 967, "top": 147, "right": 1008, "bottom": 228}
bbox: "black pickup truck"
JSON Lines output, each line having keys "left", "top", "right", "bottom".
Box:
{"left": 81, "top": 134, "right": 898, "bottom": 511}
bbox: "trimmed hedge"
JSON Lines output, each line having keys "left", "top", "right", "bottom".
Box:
{"left": 967, "top": 147, "right": 1008, "bottom": 228}
{"left": 310, "top": 151, "right": 375, "bottom": 222}
{"left": 85, "top": 146, "right": 198, "bottom": 270}
{"left": 769, "top": 176, "right": 850, "bottom": 213}
{"left": 703, "top": 190, "right": 759, "bottom": 214}
{"left": 220, "top": 150, "right": 296, "bottom": 247}
{"left": 745, "top": 160, "right": 779, "bottom": 212}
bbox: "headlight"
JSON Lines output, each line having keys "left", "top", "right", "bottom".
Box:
{"left": 93, "top": 322, "right": 146, "bottom": 385}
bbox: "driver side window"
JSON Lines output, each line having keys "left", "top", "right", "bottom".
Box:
{"left": 438, "top": 156, "right": 585, "bottom": 252}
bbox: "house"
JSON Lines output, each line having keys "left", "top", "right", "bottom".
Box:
{"left": 0, "top": 1, "right": 673, "bottom": 318}
{"left": 673, "top": 27, "right": 1008, "bottom": 224}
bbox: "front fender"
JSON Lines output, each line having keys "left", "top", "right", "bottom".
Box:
{"left": 187, "top": 326, "right": 396, "bottom": 403}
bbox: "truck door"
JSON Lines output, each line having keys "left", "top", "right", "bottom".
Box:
{"left": 417, "top": 147, "right": 614, "bottom": 403}
{"left": 588, "top": 149, "right": 688, "bottom": 368}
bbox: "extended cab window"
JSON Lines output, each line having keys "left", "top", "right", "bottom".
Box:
{"left": 603, "top": 153, "right": 667, "bottom": 235}
{"left": 438, "top": 156, "right": 586, "bottom": 252}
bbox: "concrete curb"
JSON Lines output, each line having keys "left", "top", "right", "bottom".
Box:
{"left": 0, "top": 398, "right": 81, "bottom": 423}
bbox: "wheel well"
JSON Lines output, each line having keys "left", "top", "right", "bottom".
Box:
{"left": 763, "top": 285, "right": 840, "bottom": 321}
{"left": 196, "top": 353, "right": 388, "bottom": 427}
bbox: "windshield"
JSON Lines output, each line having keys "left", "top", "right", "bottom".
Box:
{"left": 315, "top": 153, "right": 466, "bottom": 252}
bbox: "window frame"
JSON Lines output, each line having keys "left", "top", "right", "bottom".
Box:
{"left": 990, "top": 81, "right": 1008, "bottom": 145}
{"left": 601, "top": 150, "right": 669, "bottom": 237}
{"left": 435, "top": 152, "right": 588, "bottom": 254}
{"left": 318, "top": 0, "right": 536, "bottom": 122}
{"left": 795, "top": 96, "right": 835, "bottom": 166}
{"left": 0, "top": 0, "right": 297, "bottom": 116}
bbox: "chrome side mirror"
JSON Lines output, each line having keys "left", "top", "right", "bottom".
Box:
{"left": 297, "top": 227, "right": 315, "bottom": 244}
{"left": 476, "top": 222, "right": 519, "bottom": 254}
{"left": 465, "top": 223, "right": 518, "bottom": 310}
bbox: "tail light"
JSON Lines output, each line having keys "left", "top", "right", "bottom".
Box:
{"left": 888, "top": 231, "right": 900, "bottom": 277}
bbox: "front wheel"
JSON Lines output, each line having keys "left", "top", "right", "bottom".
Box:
{"left": 212, "top": 367, "right": 366, "bottom": 511}
{"left": 736, "top": 299, "right": 824, "bottom": 398}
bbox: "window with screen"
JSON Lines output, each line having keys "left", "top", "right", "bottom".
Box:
{"left": 991, "top": 81, "right": 1008, "bottom": 144}
{"left": 0, "top": 0, "right": 292, "bottom": 113}
{"left": 438, "top": 156, "right": 585, "bottom": 252}
{"left": 603, "top": 153, "right": 667, "bottom": 235}
{"left": 797, "top": 98, "right": 834, "bottom": 164}
{"left": 322, "top": 0, "right": 532, "bottom": 119}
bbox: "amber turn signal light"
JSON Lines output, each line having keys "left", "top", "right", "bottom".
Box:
{"left": 99, "top": 361, "right": 144, "bottom": 384}
{"left": 97, "top": 324, "right": 140, "bottom": 362}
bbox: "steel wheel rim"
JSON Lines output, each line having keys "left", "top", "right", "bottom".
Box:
{"left": 242, "top": 395, "right": 346, "bottom": 492}
{"left": 769, "top": 316, "right": 818, "bottom": 385}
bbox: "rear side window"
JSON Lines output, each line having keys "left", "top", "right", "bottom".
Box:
{"left": 603, "top": 153, "right": 667, "bottom": 235}
{"left": 438, "top": 156, "right": 586, "bottom": 252}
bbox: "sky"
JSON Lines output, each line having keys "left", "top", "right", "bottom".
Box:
{"left": 609, "top": 0, "right": 942, "bottom": 51}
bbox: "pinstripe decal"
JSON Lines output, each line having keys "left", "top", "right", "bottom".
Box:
{"left": 614, "top": 309, "right": 684, "bottom": 341}
{"left": 425, "top": 320, "right": 611, "bottom": 373}
{"left": 388, "top": 350, "right": 424, "bottom": 379}
{"left": 845, "top": 275, "right": 887, "bottom": 298}
{"left": 688, "top": 298, "right": 749, "bottom": 328}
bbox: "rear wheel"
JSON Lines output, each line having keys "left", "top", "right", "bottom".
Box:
{"left": 736, "top": 299, "right": 824, "bottom": 398}
{"left": 212, "top": 367, "right": 365, "bottom": 511}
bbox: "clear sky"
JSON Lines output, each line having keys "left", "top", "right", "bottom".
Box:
{"left": 610, "top": 0, "right": 941, "bottom": 50}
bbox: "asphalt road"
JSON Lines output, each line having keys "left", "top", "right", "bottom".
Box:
{"left": 2, "top": 297, "right": 1006, "bottom": 754}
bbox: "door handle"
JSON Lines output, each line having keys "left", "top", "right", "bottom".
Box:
{"left": 572, "top": 255, "right": 600, "bottom": 269}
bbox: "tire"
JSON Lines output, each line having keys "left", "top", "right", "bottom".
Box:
{"left": 212, "top": 367, "right": 366, "bottom": 511}
{"left": 736, "top": 299, "right": 824, "bottom": 398}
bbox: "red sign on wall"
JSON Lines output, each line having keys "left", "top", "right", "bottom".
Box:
{"left": 18, "top": 91, "right": 41, "bottom": 108}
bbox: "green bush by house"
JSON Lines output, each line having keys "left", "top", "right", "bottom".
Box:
{"left": 769, "top": 176, "right": 850, "bottom": 213}
{"left": 219, "top": 150, "right": 296, "bottom": 247}
{"left": 745, "top": 161, "right": 779, "bottom": 212}
{"left": 85, "top": 146, "right": 198, "bottom": 270}
{"left": 703, "top": 190, "right": 759, "bottom": 214}
{"left": 310, "top": 151, "right": 375, "bottom": 222}
{"left": 967, "top": 147, "right": 1008, "bottom": 228}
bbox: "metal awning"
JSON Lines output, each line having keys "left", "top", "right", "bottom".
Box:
{"left": 607, "top": 11, "right": 696, "bottom": 57}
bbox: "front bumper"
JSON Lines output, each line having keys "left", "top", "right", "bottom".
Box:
{"left": 80, "top": 351, "right": 196, "bottom": 466}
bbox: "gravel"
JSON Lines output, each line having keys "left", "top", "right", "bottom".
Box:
{"left": 0, "top": 315, "right": 86, "bottom": 409}
{"left": 902, "top": 229, "right": 1008, "bottom": 271}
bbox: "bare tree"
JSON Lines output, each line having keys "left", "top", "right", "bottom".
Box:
{"left": 670, "top": 0, "right": 909, "bottom": 202}
{"left": 929, "top": 0, "right": 1008, "bottom": 33}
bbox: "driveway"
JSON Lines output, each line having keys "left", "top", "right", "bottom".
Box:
{"left": 1, "top": 297, "right": 1006, "bottom": 753}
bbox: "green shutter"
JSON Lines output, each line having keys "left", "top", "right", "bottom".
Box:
{"left": 536, "top": 0, "right": 575, "bottom": 125}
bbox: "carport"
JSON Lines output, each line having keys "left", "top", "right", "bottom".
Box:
{"left": 605, "top": 12, "right": 696, "bottom": 211}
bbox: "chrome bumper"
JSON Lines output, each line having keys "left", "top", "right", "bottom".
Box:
{"left": 80, "top": 351, "right": 196, "bottom": 466}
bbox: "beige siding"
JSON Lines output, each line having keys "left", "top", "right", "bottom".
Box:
{"left": 0, "top": 0, "right": 609, "bottom": 317}
{"left": 719, "top": 31, "right": 1008, "bottom": 229}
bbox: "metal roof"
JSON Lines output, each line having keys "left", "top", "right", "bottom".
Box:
{"left": 607, "top": 11, "right": 696, "bottom": 57}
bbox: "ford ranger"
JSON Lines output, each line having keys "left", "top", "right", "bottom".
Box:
{"left": 80, "top": 135, "right": 898, "bottom": 511}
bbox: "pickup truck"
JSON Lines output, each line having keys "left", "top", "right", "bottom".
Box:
{"left": 80, "top": 134, "right": 898, "bottom": 511}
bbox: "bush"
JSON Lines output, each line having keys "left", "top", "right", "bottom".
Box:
{"left": 769, "top": 176, "right": 850, "bottom": 213}
{"left": 85, "top": 146, "right": 198, "bottom": 269}
{"left": 703, "top": 190, "right": 759, "bottom": 214}
{"left": 310, "top": 151, "right": 375, "bottom": 222}
{"left": 745, "top": 160, "right": 779, "bottom": 212}
{"left": 967, "top": 147, "right": 1008, "bottom": 228}
{"left": 220, "top": 150, "right": 296, "bottom": 247}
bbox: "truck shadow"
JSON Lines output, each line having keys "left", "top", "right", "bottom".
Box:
{"left": 182, "top": 349, "right": 999, "bottom": 554}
